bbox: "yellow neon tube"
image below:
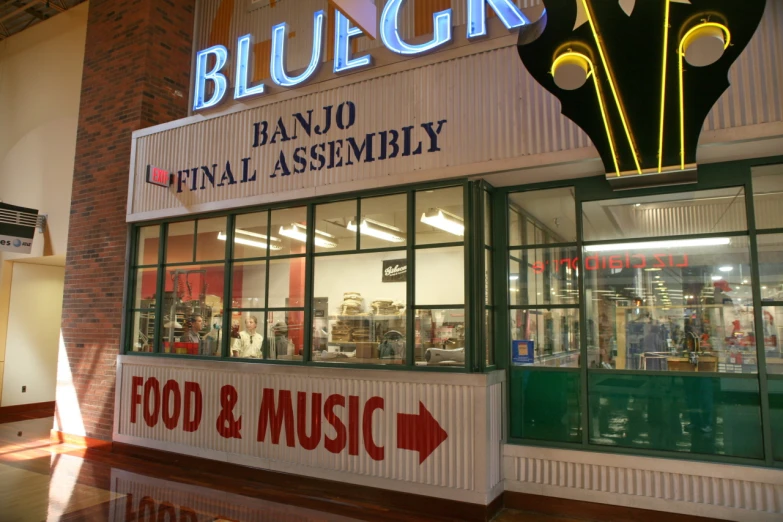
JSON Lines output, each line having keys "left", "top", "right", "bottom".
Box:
{"left": 581, "top": 0, "right": 641, "bottom": 175}
{"left": 678, "top": 22, "right": 730, "bottom": 170}
{"left": 552, "top": 52, "right": 620, "bottom": 176}
{"left": 657, "top": 0, "right": 671, "bottom": 173}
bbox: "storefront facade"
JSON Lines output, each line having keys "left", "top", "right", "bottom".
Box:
{"left": 103, "top": 0, "right": 783, "bottom": 519}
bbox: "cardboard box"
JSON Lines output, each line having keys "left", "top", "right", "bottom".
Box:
{"left": 355, "top": 342, "right": 378, "bottom": 359}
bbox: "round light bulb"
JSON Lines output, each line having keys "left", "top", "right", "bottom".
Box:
{"left": 552, "top": 53, "right": 590, "bottom": 91}
{"left": 684, "top": 25, "right": 726, "bottom": 67}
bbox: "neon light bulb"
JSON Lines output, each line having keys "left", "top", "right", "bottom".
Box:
{"left": 278, "top": 223, "right": 336, "bottom": 248}
{"left": 271, "top": 10, "right": 325, "bottom": 87}
{"left": 381, "top": 0, "right": 452, "bottom": 55}
{"left": 347, "top": 219, "right": 405, "bottom": 243}
{"left": 235, "top": 34, "right": 266, "bottom": 100}
{"left": 584, "top": 237, "right": 731, "bottom": 253}
{"left": 193, "top": 45, "right": 228, "bottom": 111}
{"left": 334, "top": 11, "right": 372, "bottom": 73}
{"left": 420, "top": 209, "right": 465, "bottom": 237}
{"left": 467, "top": 0, "right": 531, "bottom": 39}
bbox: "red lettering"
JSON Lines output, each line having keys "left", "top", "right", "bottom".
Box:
{"left": 349, "top": 395, "right": 360, "bottom": 456}
{"left": 179, "top": 508, "right": 198, "bottom": 522}
{"left": 125, "top": 494, "right": 138, "bottom": 521}
{"left": 570, "top": 257, "right": 579, "bottom": 270}
{"left": 216, "top": 385, "right": 242, "bottom": 439}
{"left": 258, "top": 388, "right": 295, "bottom": 447}
{"left": 585, "top": 254, "right": 599, "bottom": 270}
{"left": 609, "top": 255, "right": 623, "bottom": 269}
{"left": 601, "top": 256, "right": 607, "bottom": 269}
{"left": 631, "top": 254, "right": 646, "bottom": 268}
{"left": 532, "top": 262, "right": 545, "bottom": 273}
{"left": 362, "top": 397, "right": 385, "bottom": 461}
{"left": 324, "top": 394, "right": 347, "bottom": 454}
{"left": 653, "top": 254, "right": 666, "bottom": 268}
{"left": 130, "top": 376, "right": 143, "bottom": 424}
{"left": 161, "top": 380, "right": 181, "bottom": 431}
{"left": 669, "top": 254, "right": 674, "bottom": 267}
{"left": 183, "top": 382, "right": 202, "bottom": 432}
{"left": 625, "top": 252, "right": 631, "bottom": 268}
{"left": 143, "top": 378, "right": 161, "bottom": 428}
{"left": 559, "top": 259, "right": 570, "bottom": 271}
{"left": 676, "top": 254, "right": 689, "bottom": 268}
{"left": 139, "top": 496, "right": 156, "bottom": 522}
{"left": 297, "top": 392, "right": 322, "bottom": 451}
{"left": 157, "top": 502, "right": 176, "bottom": 522}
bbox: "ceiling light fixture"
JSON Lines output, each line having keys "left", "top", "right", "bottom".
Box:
{"left": 711, "top": 276, "right": 723, "bottom": 281}
{"left": 585, "top": 237, "right": 730, "bottom": 252}
{"left": 420, "top": 208, "right": 464, "bottom": 237}
{"left": 279, "top": 223, "right": 336, "bottom": 248}
{"left": 719, "top": 266, "right": 733, "bottom": 272}
{"left": 218, "top": 230, "right": 283, "bottom": 251}
{"left": 347, "top": 218, "right": 405, "bottom": 243}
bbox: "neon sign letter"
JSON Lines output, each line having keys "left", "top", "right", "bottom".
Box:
{"left": 467, "top": 0, "right": 531, "bottom": 39}
{"left": 334, "top": 11, "right": 372, "bottom": 73}
{"left": 235, "top": 34, "right": 266, "bottom": 100}
{"left": 271, "top": 10, "right": 326, "bottom": 87}
{"left": 193, "top": 45, "right": 229, "bottom": 111}
{"left": 381, "top": 0, "right": 452, "bottom": 55}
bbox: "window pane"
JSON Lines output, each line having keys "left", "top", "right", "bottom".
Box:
{"left": 484, "top": 190, "right": 492, "bottom": 247}
{"left": 360, "top": 193, "right": 407, "bottom": 250}
{"left": 268, "top": 257, "right": 306, "bottom": 308}
{"left": 166, "top": 221, "right": 195, "bottom": 264}
{"left": 129, "top": 311, "right": 155, "bottom": 353}
{"left": 415, "top": 308, "right": 465, "bottom": 367}
{"left": 758, "top": 234, "right": 783, "bottom": 302}
{"left": 509, "top": 188, "right": 576, "bottom": 246}
{"left": 416, "top": 187, "right": 464, "bottom": 245}
{"left": 230, "top": 312, "right": 264, "bottom": 359}
{"left": 312, "top": 251, "right": 407, "bottom": 366}
{"left": 764, "top": 307, "right": 783, "bottom": 375}
{"left": 510, "top": 247, "right": 579, "bottom": 306}
{"left": 271, "top": 207, "right": 309, "bottom": 256}
{"left": 584, "top": 236, "right": 757, "bottom": 373}
{"left": 510, "top": 309, "right": 580, "bottom": 367}
{"left": 416, "top": 246, "right": 464, "bottom": 305}
{"left": 589, "top": 374, "right": 763, "bottom": 459}
{"left": 752, "top": 164, "right": 783, "bottom": 230}
{"left": 196, "top": 217, "right": 227, "bottom": 262}
{"left": 136, "top": 226, "right": 160, "bottom": 266}
{"left": 231, "top": 261, "right": 266, "bottom": 308}
{"left": 583, "top": 187, "right": 747, "bottom": 242}
{"left": 509, "top": 369, "right": 582, "bottom": 443}
{"left": 315, "top": 200, "right": 357, "bottom": 253}
{"left": 132, "top": 268, "right": 158, "bottom": 309}
{"left": 486, "top": 309, "right": 494, "bottom": 366}
{"left": 267, "top": 311, "right": 304, "bottom": 361}
{"left": 233, "top": 211, "right": 271, "bottom": 259}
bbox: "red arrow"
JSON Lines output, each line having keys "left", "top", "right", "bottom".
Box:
{"left": 396, "top": 402, "right": 447, "bottom": 464}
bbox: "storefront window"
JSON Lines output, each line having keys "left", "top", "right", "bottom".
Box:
{"left": 360, "top": 193, "right": 407, "bottom": 251}
{"left": 195, "top": 217, "right": 227, "bottom": 261}
{"left": 764, "top": 307, "right": 783, "bottom": 375}
{"left": 484, "top": 190, "right": 495, "bottom": 367}
{"left": 267, "top": 311, "right": 304, "bottom": 360}
{"left": 415, "top": 309, "right": 465, "bottom": 367}
{"left": 510, "top": 247, "right": 579, "bottom": 307}
{"left": 314, "top": 200, "right": 356, "bottom": 253}
{"left": 758, "top": 234, "right": 783, "bottom": 302}
{"left": 416, "top": 187, "right": 464, "bottom": 245}
{"left": 752, "top": 164, "right": 783, "bottom": 230}
{"left": 232, "top": 211, "right": 270, "bottom": 259}
{"left": 510, "top": 309, "right": 580, "bottom": 367}
{"left": 509, "top": 188, "right": 576, "bottom": 246}
{"left": 132, "top": 267, "right": 158, "bottom": 309}
{"left": 415, "top": 246, "right": 464, "bottom": 305}
{"left": 270, "top": 207, "right": 308, "bottom": 256}
{"left": 166, "top": 221, "right": 195, "bottom": 264}
{"left": 136, "top": 225, "right": 160, "bottom": 265}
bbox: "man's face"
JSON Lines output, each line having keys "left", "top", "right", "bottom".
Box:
{"left": 245, "top": 318, "right": 256, "bottom": 331}
{"left": 193, "top": 317, "right": 203, "bottom": 331}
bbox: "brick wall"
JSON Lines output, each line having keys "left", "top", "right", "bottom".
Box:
{"left": 57, "top": 0, "right": 195, "bottom": 441}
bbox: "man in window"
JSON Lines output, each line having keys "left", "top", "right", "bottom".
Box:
{"left": 182, "top": 315, "right": 204, "bottom": 343}
{"left": 232, "top": 316, "right": 263, "bottom": 358}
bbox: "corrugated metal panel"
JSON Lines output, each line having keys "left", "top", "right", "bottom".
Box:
{"left": 504, "top": 452, "right": 783, "bottom": 515}
{"left": 488, "top": 381, "right": 503, "bottom": 489}
{"left": 704, "top": 0, "right": 783, "bottom": 132}
{"left": 131, "top": 44, "right": 589, "bottom": 217}
{"left": 118, "top": 362, "right": 476, "bottom": 491}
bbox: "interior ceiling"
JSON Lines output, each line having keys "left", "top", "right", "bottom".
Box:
{"left": 0, "top": 0, "right": 85, "bottom": 41}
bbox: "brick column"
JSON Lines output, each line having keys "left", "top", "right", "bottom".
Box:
{"left": 56, "top": 0, "right": 195, "bottom": 441}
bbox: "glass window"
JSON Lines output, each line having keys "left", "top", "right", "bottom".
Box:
{"left": 166, "top": 221, "right": 195, "bottom": 264}
{"left": 582, "top": 188, "right": 747, "bottom": 242}
{"left": 510, "top": 309, "right": 580, "bottom": 367}
{"left": 769, "top": 378, "right": 783, "bottom": 461}
{"left": 232, "top": 212, "right": 271, "bottom": 259}
{"left": 230, "top": 312, "right": 264, "bottom": 359}
{"left": 267, "top": 311, "right": 304, "bottom": 361}
{"left": 416, "top": 187, "right": 464, "bottom": 245}
{"left": 510, "top": 247, "right": 579, "bottom": 306}
{"left": 271, "top": 207, "right": 309, "bottom": 256}
{"left": 360, "top": 194, "right": 408, "bottom": 250}
{"left": 268, "top": 257, "right": 306, "bottom": 308}
{"left": 312, "top": 251, "right": 407, "bottom": 365}
{"left": 583, "top": 236, "right": 757, "bottom": 373}
{"left": 231, "top": 261, "right": 266, "bottom": 308}
{"left": 764, "top": 307, "right": 783, "bottom": 375}
{"left": 509, "top": 188, "right": 576, "bottom": 246}
{"left": 132, "top": 268, "right": 158, "bottom": 309}
{"left": 415, "top": 246, "right": 464, "bottom": 305}
{"left": 137, "top": 226, "right": 160, "bottom": 265}
{"left": 758, "top": 234, "right": 783, "bottom": 302}
{"left": 195, "top": 217, "right": 227, "bottom": 262}
{"left": 130, "top": 311, "right": 156, "bottom": 353}
{"left": 415, "top": 308, "right": 465, "bottom": 367}
{"left": 315, "top": 200, "right": 357, "bottom": 253}
{"left": 509, "top": 369, "right": 582, "bottom": 443}
{"left": 752, "top": 164, "right": 783, "bottom": 230}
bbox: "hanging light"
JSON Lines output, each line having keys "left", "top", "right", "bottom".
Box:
{"left": 420, "top": 208, "right": 464, "bottom": 237}
{"left": 347, "top": 218, "right": 405, "bottom": 243}
{"left": 217, "top": 229, "right": 283, "bottom": 251}
{"left": 279, "top": 223, "right": 336, "bottom": 248}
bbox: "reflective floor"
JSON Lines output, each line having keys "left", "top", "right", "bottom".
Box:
{"left": 0, "top": 415, "right": 581, "bottom": 522}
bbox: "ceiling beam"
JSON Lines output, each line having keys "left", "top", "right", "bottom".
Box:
{"left": 0, "top": 1, "right": 36, "bottom": 24}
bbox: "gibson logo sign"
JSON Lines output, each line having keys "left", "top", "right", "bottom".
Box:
{"left": 382, "top": 259, "right": 407, "bottom": 282}
{"left": 194, "top": 0, "right": 533, "bottom": 110}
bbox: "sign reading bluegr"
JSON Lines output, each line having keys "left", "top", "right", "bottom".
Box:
{"left": 172, "top": 101, "right": 448, "bottom": 193}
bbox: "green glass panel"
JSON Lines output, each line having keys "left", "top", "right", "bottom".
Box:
{"left": 510, "top": 368, "right": 582, "bottom": 443}
{"left": 588, "top": 372, "right": 763, "bottom": 459}
{"left": 769, "top": 378, "right": 783, "bottom": 462}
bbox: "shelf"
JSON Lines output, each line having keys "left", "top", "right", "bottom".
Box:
{"left": 330, "top": 315, "right": 405, "bottom": 320}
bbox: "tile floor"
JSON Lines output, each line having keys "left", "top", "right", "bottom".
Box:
{"left": 0, "top": 415, "right": 583, "bottom": 522}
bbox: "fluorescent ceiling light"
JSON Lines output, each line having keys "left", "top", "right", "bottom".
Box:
{"left": 420, "top": 208, "right": 464, "bottom": 237}
{"left": 218, "top": 230, "right": 283, "bottom": 251}
{"left": 711, "top": 276, "right": 723, "bottom": 281}
{"left": 509, "top": 275, "right": 520, "bottom": 281}
{"left": 719, "top": 266, "right": 733, "bottom": 272}
{"left": 584, "top": 237, "right": 731, "bottom": 252}
{"left": 279, "top": 223, "right": 336, "bottom": 248}
{"left": 347, "top": 218, "right": 405, "bottom": 243}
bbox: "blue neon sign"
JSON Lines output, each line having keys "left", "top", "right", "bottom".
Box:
{"left": 380, "top": 0, "right": 452, "bottom": 56}
{"left": 271, "top": 10, "right": 326, "bottom": 88}
{"left": 334, "top": 10, "right": 372, "bottom": 73}
{"left": 467, "top": 0, "right": 531, "bottom": 39}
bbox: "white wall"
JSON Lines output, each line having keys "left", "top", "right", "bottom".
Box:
{"left": 2, "top": 263, "right": 65, "bottom": 406}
